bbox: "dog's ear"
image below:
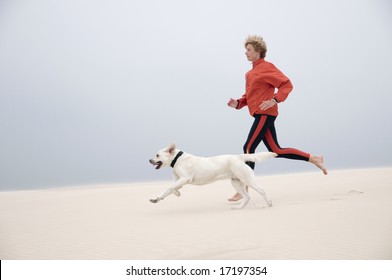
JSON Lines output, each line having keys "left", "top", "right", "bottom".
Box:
{"left": 166, "top": 143, "right": 176, "bottom": 155}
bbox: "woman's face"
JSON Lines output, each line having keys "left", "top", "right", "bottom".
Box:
{"left": 245, "top": 44, "right": 260, "bottom": 62}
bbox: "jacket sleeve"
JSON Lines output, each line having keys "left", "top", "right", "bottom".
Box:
{"left": 265, "top": 65, "right": 293, "bottom": 103}
{"left": 236, "top": 93, "right": 247, "bottom": 109}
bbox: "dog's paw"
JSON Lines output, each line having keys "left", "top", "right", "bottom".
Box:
{"left": 231, "top": 202, "right": 247, "bottom": 210}
{"left": 149, "top": 198, "right": 159, "bottom": 203}
{"left": 172, "top": 189, "right": 181, "bottom": 196}
{"left": 267, "top": 200, "right": 273, "bottom": 207}
{"left": 231, "top": 205, "right": 245, "bottom": 210}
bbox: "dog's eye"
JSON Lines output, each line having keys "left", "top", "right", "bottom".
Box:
{"left": 156, "top": 154, "right": 159, "bottom": 158}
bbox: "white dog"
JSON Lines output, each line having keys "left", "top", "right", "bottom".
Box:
{"left": 149, "top": 143, "right": 276, "bottom": 209}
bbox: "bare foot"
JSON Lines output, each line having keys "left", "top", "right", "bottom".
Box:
{"left": 228, "top": 192, "right": 242, "bottom": 202}
{"left": 310, "top": 155, "right": 328, "bottom": 175}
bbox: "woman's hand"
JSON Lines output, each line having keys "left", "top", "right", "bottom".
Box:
{"left": 259, "top": 99, "right": 277, "bottom": 111}
{"left": 227, "top": 98, "right": 238, "bottom": 108}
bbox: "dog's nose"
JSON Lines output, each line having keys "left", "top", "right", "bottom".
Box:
{"left": 149, "top": 159, "right": 154, "bottom": 164}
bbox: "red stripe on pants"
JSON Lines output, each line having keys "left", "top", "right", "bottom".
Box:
{"left": 245, "top": 115, "right": 268, "bottom": 154}
{"left": 265, "top": 129, "right": 310, "bottom": 160}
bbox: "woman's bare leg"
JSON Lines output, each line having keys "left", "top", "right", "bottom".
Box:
{"left": 309, "top": 155, "right": 328, "bottom": 175}
{"left": 228, "top": 186, "right": 249, "bottom": 201}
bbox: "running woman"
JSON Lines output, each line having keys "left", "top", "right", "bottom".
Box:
{"left": 227, "top": 35, "right": 327, "bottom": 202}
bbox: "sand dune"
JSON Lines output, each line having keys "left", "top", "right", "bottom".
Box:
{"left": 0, "top": 168, "right": 391, "bottom": 260}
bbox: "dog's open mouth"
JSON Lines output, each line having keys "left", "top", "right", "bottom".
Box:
{"left": 150, "top": 160, "right": 163, "bottom": 170}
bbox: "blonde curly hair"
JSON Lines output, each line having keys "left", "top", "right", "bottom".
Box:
{"left": 244, "top": 35, "right": 267, "bottom": 58}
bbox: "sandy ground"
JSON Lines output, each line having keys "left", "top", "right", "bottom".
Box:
{"left": 0, "top": 168, "right": 391, "bottom": 260}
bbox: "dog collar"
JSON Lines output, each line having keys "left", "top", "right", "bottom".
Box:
{"left": 170, "top": 151, "right": 184, "bottom": 168}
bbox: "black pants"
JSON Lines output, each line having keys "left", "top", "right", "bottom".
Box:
{"left": 243, "top": 114, "right": 310, "bottom": 169}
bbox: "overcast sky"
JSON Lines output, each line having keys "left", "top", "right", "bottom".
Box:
{"left": 1, "top": 0, "right": 391, "bottom": 190}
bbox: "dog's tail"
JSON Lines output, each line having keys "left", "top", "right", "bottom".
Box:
{"left": 240, "top": 152, "right": 277, "bottom": 163}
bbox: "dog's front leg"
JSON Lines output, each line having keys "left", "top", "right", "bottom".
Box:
{"left": 149, "top": 178, "right": 189, "bottom": 203}
{"left": 149, "top": 188, "right": 175, "bottom": 203}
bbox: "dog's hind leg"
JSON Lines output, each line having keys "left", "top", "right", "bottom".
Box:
{"left": 234, "top": 167, "right": 272, "bottom": 208}
{"left": 248, "top": 183, "right": 272, "bottom": 207}
{"left": 230, "top": 178, "right": 250, "bottom": 210}
{"left": 245, "top": 177, "right": 272, "bottom": 207}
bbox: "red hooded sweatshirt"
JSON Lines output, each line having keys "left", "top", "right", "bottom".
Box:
{"left": 236, "top": 58, "right": 293, "bottom": 116}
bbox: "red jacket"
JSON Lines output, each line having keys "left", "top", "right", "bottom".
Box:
{"left": 237, "top": 58, "right": 293, "bottom": 116}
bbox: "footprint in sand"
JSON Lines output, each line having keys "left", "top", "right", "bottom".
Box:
{"left": 330, "top": 189, "right": 364, "bottom": 201}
